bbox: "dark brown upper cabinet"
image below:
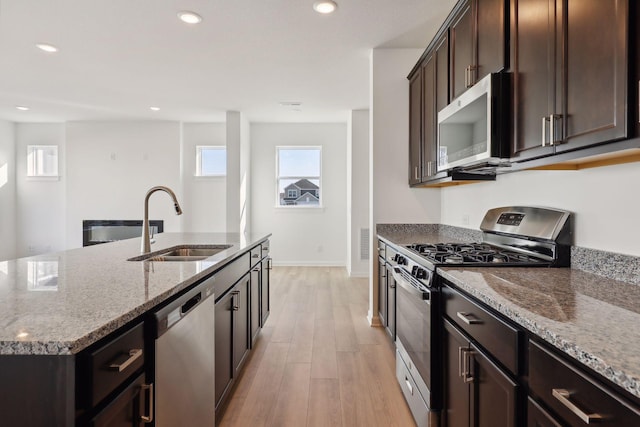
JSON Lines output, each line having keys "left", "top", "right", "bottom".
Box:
{"left": 511, "top": 0, "right": 628, "bottom": 161}
{"left": 409, "top": 70, "right": 423, "bottom": 186}
{"left": 408, "top": 32, "right": 449, "bottom": 186}
{"left": 450, "top": 0, "right": 507, "bottom": 100}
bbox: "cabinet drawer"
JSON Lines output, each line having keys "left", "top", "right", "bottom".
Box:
{"left": 213, "top": 252, "right": 250, "bottom": 301}
{"left": 82, "top": 322, "right": 145, "bottom": 408}
{"left": 250, "top": 245, "right": 261, "bottom": 267}
{"left": 529, "top": 340, "right": 640, "bottom": 426}
{"left": 442, "top": 284, "right": 520, "bottom": 375}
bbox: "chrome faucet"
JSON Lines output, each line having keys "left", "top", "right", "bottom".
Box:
{"left": 141, "top": 186, "right": 183, "bottom": 254}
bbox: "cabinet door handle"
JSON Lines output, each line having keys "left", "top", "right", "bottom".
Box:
{"left": 252, "top": 253, "right": 259, "bottom": 258}
{"left": 414, "top": 166, "right": 419, "bottom": 180}
{"left": 552, "top": 389, "right": 603, "bottom": 424}
{"left": 458, "top": 347, "right": 464, "bottom": 378}
{"left": 140, "top": 383, "right": 154, "bottom": 423}
{"left": 252, "top": 267, "right": 260, "bottom": 272}
{"left": 109, "top": 348, "right": 143, "bottom": 372}
{"left": 462, "top": 349, "right": 475, "bottom": 383}
{"left": 542, "top": 116, "right": 548, "bottom": 147}
{"left": 465, "top": 66, "right": 469, "bottom": 88}
{"left": 456, "top": 311, "right": 482, "bottom": 325}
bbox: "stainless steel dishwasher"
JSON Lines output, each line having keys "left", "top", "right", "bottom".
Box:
{"left": 155, "top": 277, "right": 215, "bottom": 426}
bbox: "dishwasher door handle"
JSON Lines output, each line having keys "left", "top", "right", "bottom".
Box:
{"left": 181, "top": 292, "right": 202, "bottom": 315}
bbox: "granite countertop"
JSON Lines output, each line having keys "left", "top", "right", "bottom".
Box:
{"left": 377, "top": 223, "right": 640, "bottom": 399}
{"left": 0, "top": 232, "right": 270, "bottom": 356}
{"left": 439, "top": 267, "right": 640, "bottom": 399}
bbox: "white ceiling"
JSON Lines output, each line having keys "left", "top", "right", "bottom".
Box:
{"left": 0, "top": 0, "right": 455, "bottom": 123}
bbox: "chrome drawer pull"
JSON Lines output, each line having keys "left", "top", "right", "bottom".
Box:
{"left": 552, "top": 388, "right": 603, "bottom": 424}
{"left": 456, "top": 311, "right": 482, "bottom": 325}
{"left": 109, "top": 348, "right": 143, "bottom": 372}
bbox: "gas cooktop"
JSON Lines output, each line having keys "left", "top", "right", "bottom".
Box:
{"left": 405, "top": 242, "right": 549, "bottom": 266}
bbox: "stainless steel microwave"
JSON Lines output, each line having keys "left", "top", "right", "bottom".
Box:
{"left": 437, "top": 72, "right": 510, "bottom": 172}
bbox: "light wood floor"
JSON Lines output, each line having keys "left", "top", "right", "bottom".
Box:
{"left": 219, "top": 266, "right": 416, "bottom": 427}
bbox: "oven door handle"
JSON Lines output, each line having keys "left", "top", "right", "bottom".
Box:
{"left": 392, "top": 267, "right": 431, "bottom": 303}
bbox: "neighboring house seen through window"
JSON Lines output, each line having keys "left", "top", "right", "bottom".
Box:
{"left": 196, "top": 146, "right": 226, "bottom": 177}
{"left": 277, "top": 147, "right": 321, "bottom": 207}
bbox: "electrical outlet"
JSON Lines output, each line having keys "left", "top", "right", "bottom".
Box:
{"left": 462, "top": 214, "right": 470, "bottom": 225}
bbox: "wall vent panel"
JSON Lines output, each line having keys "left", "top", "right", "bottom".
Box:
{"left": 360, "top": 228, "right": 370, "bottom": 260}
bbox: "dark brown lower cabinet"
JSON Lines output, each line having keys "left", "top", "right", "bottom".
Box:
{"left": 215, "top": 291, "right": 234, "bottom": 409}
{"left": 384, "top": 263, "right": 396, "bottom": 340}
{"left": 250, "top": 265, "right": 261, "bottom": 346}
{"left": 90, "top": 374, "right": 147, "bottom": 427}
{"left": 232, "top": 275, "right": 250, "bottom": 378}
{"left": 444, "top": 319, "right": 518, "bottom": 427}
{"left": 527, "top": 397, "right": 562, "bottom": 427}
{"left": 378, "top": 256, "right": 387, "bottom": 327}
{"left": 260, "top": 258, "right": 271, "bottom": 326}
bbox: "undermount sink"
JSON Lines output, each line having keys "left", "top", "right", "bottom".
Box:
{"left": 128, "top": 244, "right": 233, "bottom": 262}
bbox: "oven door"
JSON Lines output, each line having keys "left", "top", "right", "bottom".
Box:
{"left": 393, "top": 267, "right": 435, "bottom": 407}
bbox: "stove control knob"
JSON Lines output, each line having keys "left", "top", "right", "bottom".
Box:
{"left": 396, "top": 255, "right": 406, "bottom": 265}
{"left": 416, "top": 268, "right": 428, "bottom": 279}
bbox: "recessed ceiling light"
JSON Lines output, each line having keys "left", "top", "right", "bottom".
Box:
{"left": 279, "top": 101, "right": 302, "bottom": 107}
{"left": 150, "top": 106, "right": 160, "bottom": 111}
{"left": 313, "top": 1, "right": 338, "bottom": 14}
{"left": 36, "top": 43, "right": 59, "bottom": 53}
{"left": 16, "top": 332, "right": 29, "bottom": 339}
{"left": 178, "top": 11, "right": 203, "bottom": 24}
{"left": 16, "top": 105, "right": 30, "bottom": 111}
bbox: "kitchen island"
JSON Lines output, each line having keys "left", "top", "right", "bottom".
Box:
{"left": 0, "top": 231, "right": 271, "bottom": 426}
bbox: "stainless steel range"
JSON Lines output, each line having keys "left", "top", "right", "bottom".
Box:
{"left": 392, "top": 206, "right": 572, "bottom": 427}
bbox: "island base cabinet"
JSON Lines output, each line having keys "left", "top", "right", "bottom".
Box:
{"left": 260, "top": 258, "right": 271, "bottom": 326}
{"left": 215, "top": 291, "right": 234, "bottom": 410}
{"left": 90, "top": 374, "right": 148, "bottom": 427}
{"left": 250, "top": 266, "right": 261, "bottom": 346}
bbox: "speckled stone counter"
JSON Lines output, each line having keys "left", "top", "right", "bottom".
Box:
{"left": 438, "top": 267, "right": 640, "bottom": 399}
{"left": 376, "top": 224, "right": 482, "bottom": 246}
{"left": 0, "top": 232, "right": 270, "bottom": 356}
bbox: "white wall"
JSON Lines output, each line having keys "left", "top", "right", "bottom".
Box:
{"left": 65, "top": 121, "right": 182, "bottom": 249}
{"left": 368, "top": 48, "right": 443, "bottom": 323}
{"left": 441, "top": 162, "right": 640, "bottom": 257}
{"left": 181, "top": 123, "right": 226, "bottom": 232}
{"left": 251, "top": 123, "right": 347, "bottom": 266}
{"left": 15, "top": 123, "right": 66, "bottom": 257}
{"left": 226, "top": 112, "right": 241, "bottom": 233}
{"left": 347, "top": 110, "right": 370, "bottom": 277}
{"left": 370, "top": 49, "right": 441, "bottom": 225}
{"left": 0, "top": 120, "right": 16, "bottom": 261}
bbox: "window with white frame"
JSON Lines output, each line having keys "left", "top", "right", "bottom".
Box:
{"left": 196, "top": 146, "right": 226, "bottom": 177}
{"left": 27, "top": 145, "right": 59, "bottom": 177}
{"left": 276, "top": 147, "right": 321, "bottom": 207}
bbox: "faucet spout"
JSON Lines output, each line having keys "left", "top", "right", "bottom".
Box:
{"left": 141, "top": 186, "right": 183, "bottom": 254}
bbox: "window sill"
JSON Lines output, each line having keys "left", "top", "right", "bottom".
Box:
{"left": 274, "top": 205, "right": 325, "bottom": 212}
{"left": 26, "top": 176, "right": 60, "bottom": 182}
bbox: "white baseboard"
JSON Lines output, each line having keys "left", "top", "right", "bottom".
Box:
{"left": 348, "top": 271, "right": 370, "bottom": 278}
{"left": 271, "top": 260, "right": 346, "bottom": 267}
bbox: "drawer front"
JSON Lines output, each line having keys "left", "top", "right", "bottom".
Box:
{"left": 89, "top": 322, "right": 145, "bottom": 407}
{"left": 250, "top": 245, "right": 261, "bottom": 267}
{"left": 396, "top": 350, "right": 431, "bottom": 427}
{"left": 529, "top": 340, "right": 640, "bottom": 427}
{"left": 213, "top": 252, "right": 250, "bottom": 301}
{"left": 442, "top": 284, "right": 520, "bottom": 375}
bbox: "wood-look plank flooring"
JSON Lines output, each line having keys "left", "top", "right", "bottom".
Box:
{"left": 219, "top": 267, "right": 416, "bottom": 427}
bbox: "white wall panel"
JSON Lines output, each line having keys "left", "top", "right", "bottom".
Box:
{"left": 250, "top": 123, "right": 347, "bottom": 266}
